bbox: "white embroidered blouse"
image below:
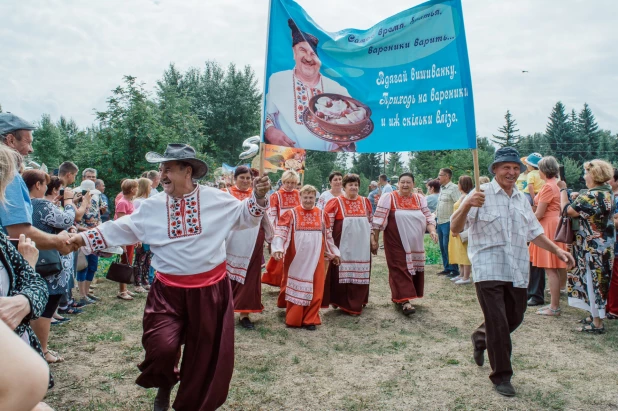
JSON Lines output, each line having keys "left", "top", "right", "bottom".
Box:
{"left": 80, "top": 185, "right": 268, "bottom": 276}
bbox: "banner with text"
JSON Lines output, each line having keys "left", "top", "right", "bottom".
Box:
{"left": 262, "top": 0, "right": 476, "bottom": 153}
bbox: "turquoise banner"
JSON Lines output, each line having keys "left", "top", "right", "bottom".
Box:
{"left": 262, "top": 0, "right": 476, "bottom": 153}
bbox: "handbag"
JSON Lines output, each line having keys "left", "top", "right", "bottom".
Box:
{"left": 35, "top": 249, "right": 63, "bottom": 278}
{"left": 76, "top": 251, "right": 88, "bottom": 272}
{"left": 105, "top": 254, "right": 135, "bottom": 284}
{"left": 554, "top": 204, "right": 574, "bottom": 244}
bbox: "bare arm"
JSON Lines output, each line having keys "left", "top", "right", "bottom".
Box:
{"left": 5, "top": 224, "right": 73, "bottom": 254}
{"left": 534, "top": 202, "right": 549, "bottom": 220}
{"left": 530, "top": 234, "right": 575, "bottom": 269}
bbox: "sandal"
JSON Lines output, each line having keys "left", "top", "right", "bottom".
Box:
{"left": 579, "top": 323, "right": 605, "bottom": 334}
{"left": 577, "top": 316, "right": 593, "bottom": 324}
{"left": 402, "top": 302, "right": 416, "bottom": 316}
{"left": 606, "top": 313, "right": 618, "bottom": 320}
{"left": 536, "top": 306, "right": 561, "bottom": 316}
{"left": 117, "top": 292, "right": 134, "bottom": 301}
{"left": 44, "top": 350, "right": 65, "bottom": 364}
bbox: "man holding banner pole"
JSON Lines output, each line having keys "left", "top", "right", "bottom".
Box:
{"left": 451, "top": 147, "right": 574, "bottom": 397}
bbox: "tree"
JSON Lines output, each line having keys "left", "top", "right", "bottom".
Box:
{"left": 577, "top": 103, "right": 600, "bottom": 160}
{"left": 491, "top": 110, "right": 521, "bottom": 147}
{"left": 303, "top": 151, "right": 338, "bottom": 190}
{"left": 385, "top": 152, "right": 404, "bottom": 178}
{"left": 545, "top": 102, "right": 571, "bottom": 160}
{"left": 351, "top": 153, "right": 382, "bottom": 180}
{"left": 32, "top": 114, "right": 65, "bottom": 169}
{"left": 561, "top": 157, "right": 581, "bottom": 188}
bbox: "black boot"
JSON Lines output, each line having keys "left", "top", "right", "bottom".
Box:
{"left": 153, "top": 385, "right": 173, "bottom": 411}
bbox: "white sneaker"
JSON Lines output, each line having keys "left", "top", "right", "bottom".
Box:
{"left": 450, "top": 276, "right": 463, "bottom": 282}
{"left": 455, "top": 278, "right": 471, "bottom": 285}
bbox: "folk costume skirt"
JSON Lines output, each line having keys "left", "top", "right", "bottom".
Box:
{"left": 384, "top": 212, "right": 424, "bottom": 303}
{"left": 231, "top": 227, "right": 266, "bottom": 313}
{"left": 136, "top": 275, "right": 234, "bottom": 411}
{"left": 283, "top": 234, "right": 326, "bottom": 327}
{"left": 262, "top": 256, "right": 284, "bottom": 288}
{"left": 322, "top": 219, "right": 370, "bottom": 314}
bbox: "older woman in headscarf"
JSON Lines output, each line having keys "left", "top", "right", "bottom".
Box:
{"left": 262, "top": 170, "right": 301, "bottom": 306}
{"left": 322, "top": 173, "right": 373, "bottom": 315}
{"left": 371, "top": 172, "right": 438, "bottom": 315}
{"left": 226, "top": 166, "right": 273, "bottom": 329}
{"left": 558, "top": 159, "right": 615, "bottom": 334}
{"left": 271, "top": 185, "right": 340, "bottom": 330}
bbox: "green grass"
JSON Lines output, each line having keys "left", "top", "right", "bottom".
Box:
{"left": 86, "top": 331, "right": 123, "bottom": 343}
{"left": 424, "top": 235, "right": 441, "bottom": 265}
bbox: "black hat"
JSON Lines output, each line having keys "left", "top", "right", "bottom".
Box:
{"left": 145, "top": 143, "right": 208, "bottom": 179}
{"left": 288, "top": 19, "right": 318, "bottom": 55}
{"left": 488, "top": 147, "right": 525, "bottom": 175}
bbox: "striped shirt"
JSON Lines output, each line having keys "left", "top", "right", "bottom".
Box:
{"left": 461, "top": 179, "right": 544, "bottom": 288}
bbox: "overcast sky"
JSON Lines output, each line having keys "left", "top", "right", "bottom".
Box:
{"left": 1, "top": 0, "right": 616, "bottom": 141}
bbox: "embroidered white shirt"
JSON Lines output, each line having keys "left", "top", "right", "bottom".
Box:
{"left": 80, "top": 185, "right": 268, "bottom": 275}
{"left": 264, "top": 70, "right": 350, "bottom": 151}
{"left": 461, "top": 179, "right": 544, "bottom": 288}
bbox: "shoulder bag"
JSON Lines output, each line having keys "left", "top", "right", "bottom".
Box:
{"left": 35, "top": 249, "right": 63, "bottom": 278}
{"left": 105, "top": 254, "right": 135, "bottom": 284}
{"left": 554, "top": 204, "right": 574, "bottom": 244}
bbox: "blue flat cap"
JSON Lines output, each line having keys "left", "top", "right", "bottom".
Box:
{"left": 0, "top": 113, "right": 35, "bottom": 135}
{"left": 488, "top": 147, "right": 525, "bottom": 175}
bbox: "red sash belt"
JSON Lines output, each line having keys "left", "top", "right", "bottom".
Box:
{"left": 156, "top": 262, "right": 227, "bottom": 289}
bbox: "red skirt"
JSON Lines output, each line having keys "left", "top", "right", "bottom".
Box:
{"left": 384, "top": 212, "right": 424, "bottom": 303}
{"left": 231, "top": 227, "right": 266, "bottom": 313}
{"left": 322, "top": 219, "right": 370, "bottom": 314}
{"left": 262, "top": 256, "right": 284, "bottom": 287}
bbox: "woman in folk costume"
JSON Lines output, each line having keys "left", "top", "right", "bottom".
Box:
{"left": 226, "top": 166, "right": 274, "bottom": 330}
{"left": 322, "top": 173, "right": 373, "bottom": 315}
{"left": 316, "top": 171, "right": 343, "bottom": 210}
{"left": 371, "top": 172, "right": 438, "bottom": 316}
{"left": 271, "top": 185, "right": 340, "bottom": 330}
{"left": 262, "top": 171, "right": 301, "bottom": 299}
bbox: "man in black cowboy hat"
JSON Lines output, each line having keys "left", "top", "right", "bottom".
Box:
{"left": 450, "top": 147, "right": 574, "bottom": 397}
{"left": 69, "top": 143, "right": 271, "bottom": 410}
{"left": 264, "top": 18, "right": 350, "bottom": 151}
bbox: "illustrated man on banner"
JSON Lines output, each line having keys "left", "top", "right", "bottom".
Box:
{"left": 264, "top": 19, "right": 350, "bottom": 151}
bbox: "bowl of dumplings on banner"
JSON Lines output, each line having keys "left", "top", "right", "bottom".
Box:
{"left": 304, "top": 94, "right": 373, "bottom": 145}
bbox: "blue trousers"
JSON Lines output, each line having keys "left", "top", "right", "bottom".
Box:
{"left": 437, "top": 222, "right": 459, "bottom": 274}
{"left": 77, "top": 254, "right": 99, "bottom": 282}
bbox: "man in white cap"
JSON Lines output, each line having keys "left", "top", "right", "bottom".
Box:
{"left": 68, "top": 143, "right": 271, "bottom": 411}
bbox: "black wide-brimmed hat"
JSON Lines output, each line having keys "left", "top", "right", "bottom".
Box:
{"left": 145, "top": 143, "right": 208, "bottom": 179}
{"left": 288, "top": 19, "right": 319, "bottom": 55}
{"left": 488, "top": 147, "right": 525, "bottom": 175}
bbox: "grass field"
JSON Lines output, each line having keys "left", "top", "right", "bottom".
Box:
{"left": 44, "top": 246, "right": 618, "bottom": 410}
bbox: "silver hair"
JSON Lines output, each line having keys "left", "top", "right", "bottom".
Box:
{"left": 538, "top": 156, "right": 559, "bottom": 179}
{"left": 82, "top": 168, "right": 97, "bottom": 178}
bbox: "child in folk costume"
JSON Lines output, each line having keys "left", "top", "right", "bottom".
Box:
{"left": 226, "top": 166, "right": 274, "bottom": 329}
{"left": 262, "top": 170, "right": 301, "bottom": 307}
{"left": 322, "top": 173, "right": 373, "bottom": 315}
{"left": 271, "top": 185, "right": 340, "bottom": 330}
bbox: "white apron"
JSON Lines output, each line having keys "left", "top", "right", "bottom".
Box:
{"left": 286, "top": 209, "right": 324, "bottom": 307}
{"left": 337, "top": 197, "right": 371, "bottom": 284}
{"left": 394, "top": 205, "right": 427, "bottom": 275}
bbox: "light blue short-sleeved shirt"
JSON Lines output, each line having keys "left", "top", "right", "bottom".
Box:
{"left": 0, "top": 173, "right": 33, "bottom": 232}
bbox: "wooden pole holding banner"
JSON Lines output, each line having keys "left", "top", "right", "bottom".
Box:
{"left": 472, "top": 149, "right": 481, "bottom": 191}
{"left": 259, "top": 142, "right": 265, "bottom": 177}
{"left": 300, "top": 171, "right": 305, "bottom": 186}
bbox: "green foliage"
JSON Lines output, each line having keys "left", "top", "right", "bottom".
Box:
{"left": 32, "top": 114, "right": 66, "bottom": 169}
{"left": 352, "top": 153, "right": 382, "bottom": 179}
{"left": 385, "top": 152, "right": 405, "bottom": 178}
{"left": 562, "top": 157, "right": 581, "bottom": 187}
{"left": 491, "top": 110, "right": 520, "bottom": 147}
{"left": 545, "top": 101, "right": 571, "bottom": 159}
{"left": 302, "top": 151, "right": 338, "bottom": 190}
